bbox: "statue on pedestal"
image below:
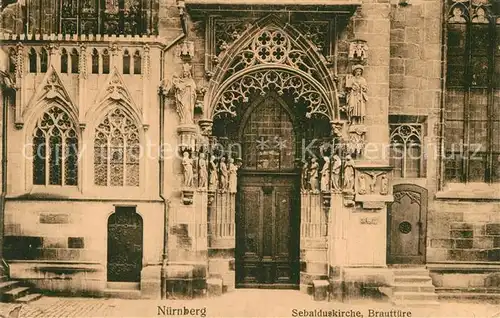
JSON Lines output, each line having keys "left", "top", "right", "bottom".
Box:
{"left": 309, "top": 157, "right": 319, "bottom": 193}
{"left": 358, "top": 174, "right": 367, "bottom": 195}
{"left": 228, "top": 158, "right": 238, "bottom": 194}
{"left": 380, "top": 174, "right": 389, "bottom": 195}
{"left": 172, "top": 63, "right": 197, "bottom": 125}
{"left": 182, "top": 151, "right": 193, "bottom": 187}
{"left": 198, "top": 153, "right": 208, "bottom": 189}
{"left": 320, "top": 156, "right": 330, "bottom": 193}
{"left": 301, "top": 160, "right": 309, "bottom": 192}
{"left": 331, "top": 154, "right": 342, "bottom": 191}
{"left": 208, "top": 155, "right": 218, "bottom": 191}
{"left": 343, "top": 155, "right": 355, "bottom": 193}
{"left": 345, "top": 65, "right": 368, "bottom": 125}
{"left": 219, "top": 157, "right": 229, "bottom": 191}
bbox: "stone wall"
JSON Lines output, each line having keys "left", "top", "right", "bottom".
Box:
{"left": 4, "top": 201, "right": 164, "bottom": 295}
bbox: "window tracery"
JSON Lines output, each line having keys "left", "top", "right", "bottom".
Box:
{"left": 33, "top": 106, "right": 78, "bottom": 186}
{"left": 94, "top": 108, "right": 140, "bottom": 187}
{"left": 390, "top": 124, "right": 423, "bottom": 178}
{"left": 133, "top": 50, "right": 141, "bottom": 75}
{"left": 61, "top": 48, "right": 68, "bottom": 73}
{"left": 102, "top": 49, "right": 110, "bottom": 74}
{"left": 8, "top": 48, "right": 16, "bottom": 73}
{"left": 40, "top": 48, "right": 48, "bottom": 73}
{"left": 445, "top": 0, "right": 500, "bottom": 183}
{"left": 70, "top": 48, "right": 79, "bottom": 74}
{"left": 92, "top": 48, "right": 99, "bottom": 74}
{"left": 123, "top": 50, "right": 130, "bottom": 74}
{"left": 29, "top": 48, "right": 37, "bottom": 73}
{"left": 4, "top": 0, "right": 157, "bottom": 36}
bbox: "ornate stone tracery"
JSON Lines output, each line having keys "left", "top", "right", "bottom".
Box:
{"left": 223, "top": 27, "right": 323, "bottom": 83}
{"left": 212, "top": 68, "right": 332, "bottom": 120}
{"left": 206, "top": 16, "right": 339, "bottom": 122}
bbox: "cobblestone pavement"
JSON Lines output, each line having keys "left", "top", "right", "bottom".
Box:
{"left": 0, "top": 290, "right": 498, "bottom": 318}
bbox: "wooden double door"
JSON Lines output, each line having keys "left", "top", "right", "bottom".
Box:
{"left": 236, "top": 173, "right": 300, "bottom": 288}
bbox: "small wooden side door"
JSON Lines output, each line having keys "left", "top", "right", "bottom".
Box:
{"left": 388, "top": 184, "right": 428, "bottom": 264}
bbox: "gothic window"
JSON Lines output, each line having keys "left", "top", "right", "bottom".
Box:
{"left": 390, "top": 124, "right": 423, "bottom": 178}
{"left": 40, "top": 48, "right": 48, "bottom": 73}
{"left": 444, "top": 1, "right": 500, "bottom": 183}
{"left": 29, "top": 48, "right": 37, "bottom": 73}
{"left": 102, "top": 49, "right": 110, "bottom": 74}
{"left": 8, "top": 48, "right": 16, "bottom": 73}
{"left": 94, "top": 108, "right": 140, "bottom": 187}
{"left": 133, "top": 50, "right": 141, "bottom": 75}
{"left": 123, "top": 50, "right": 130, "bottom": 74}
{"left": 11, "top": 0, "right": 156, "bottom": 36}
{"left": 33, "top": 106, "right": 78, "bottom": 186}
{"left": 61, "top": 48, "right": 68, "bottom": 73}
{"left": 241, "top": 98, "right": 296, "bottom": 171}
{"left": 102, "top": 0, "right": 144, "bottom": 35}
{"left": 70, "top": 48, "right": 79, "bottom": 74}
{"left": 91, "top": 48, "right": 99, "bottom": 74}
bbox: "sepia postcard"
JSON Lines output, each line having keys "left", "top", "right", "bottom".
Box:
{"left": 0, "top": 0, "right": 499, "bottom": 317}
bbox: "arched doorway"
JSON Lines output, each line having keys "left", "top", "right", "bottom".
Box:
{"left": 107, "top": 206, "right": 143, "bottom": 283}
{"left": 387, "top": 184, "right": 428, "bottom": 264}
{"left": 235, "top": 96, "right": 300, "bottom": 288}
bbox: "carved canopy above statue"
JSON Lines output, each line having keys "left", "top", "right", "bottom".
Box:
{"left": 206, "top": 16, "right": 340, "bottom": 122}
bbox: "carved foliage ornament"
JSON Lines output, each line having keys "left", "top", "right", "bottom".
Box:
{"left": 213, "top": 69, "right": 330, "bottom": 120}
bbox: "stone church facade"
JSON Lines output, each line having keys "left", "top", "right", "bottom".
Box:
{"left": 0, "top": 0, "right": 498, "bottom": 301}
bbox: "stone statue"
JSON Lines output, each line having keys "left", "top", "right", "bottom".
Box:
{"left": 380, "top": 174, "right": 389, "bottom": 195}
{"left": 172, "top": 63, "right": 197, "bottom": 125}
{"left": 345, "top": 65, "right": 368, "bottom": 124}
{"left": 309, "top": 157, "right": 319, "bottom": 193}
{"left": 182, "top": 151, "right": 193, "bottom": 187}
{"left": 301, "top": 160, "right": 309, "bottom": 192}
{"left": 358, "top": 174, "right": 367, "bottom": 195}
{"left": 219, "top": 157, "right": 228, "bottom": 191}
{"left": 198, "top": 153, "right": 208, "bottom": 189}
{"left": 320, "top": 156, "right": 330, "bottom": 193}
{"left": 228, "top": 158, "right": 238, "bottom": 194}
{"left": 331, "top": 154, "right": 342, "bottom": 191}
{"left": 208, "top": 155, "right": 218, "bottom": 191}
{"left": 343, "top": 155, "right": 355, "bottom": 193}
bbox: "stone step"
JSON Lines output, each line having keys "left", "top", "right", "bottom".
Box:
{"left": 393, "top": 268, "right": 430, "bottom": 277}
{"left": 392, "top": 299, "right": 440, "bottom": 307}
{"left": 394, "top": 275, "right": 432, "bottom": 283}
{"left": 0, "top": 276, "right": 8, "bottom": 283}
{"left": 0, "top": 281, "right": 19, "bottom": 293}
{"left": 103, "top": 288, "right": 141, "bottom": 300}
{"left": 393, "top": 291, "right": 438, "bottom": 302}
{"left": 393, "top": 283, "right": 435, "bottom": 293}
{"left": 2, "top": 287, "right": 30, "bottom": 302}
{"left": 14, "top": 293, "right": 43, "bottom": 303}
{"left": 437, "top": 292, "right": 500, "bottom": 301}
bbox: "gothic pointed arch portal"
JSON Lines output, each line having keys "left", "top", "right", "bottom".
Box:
{"left": 207, "top": 16, "right": 340, "bottom": 122}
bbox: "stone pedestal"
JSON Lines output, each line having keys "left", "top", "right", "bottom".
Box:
{"left": 165, "top": 265, "right": 194, "bottom": 300}
{"left": 140, "top": 265, "right": 161, "bottom": 299}
{"left": 313, "top": 280, "right": 329, "bottom": 301}
{"left": 177, "top": 124, "right": 198, "bottom": 151}
{"left": 208, "top": 191, "right": 236, "bottom": 293}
